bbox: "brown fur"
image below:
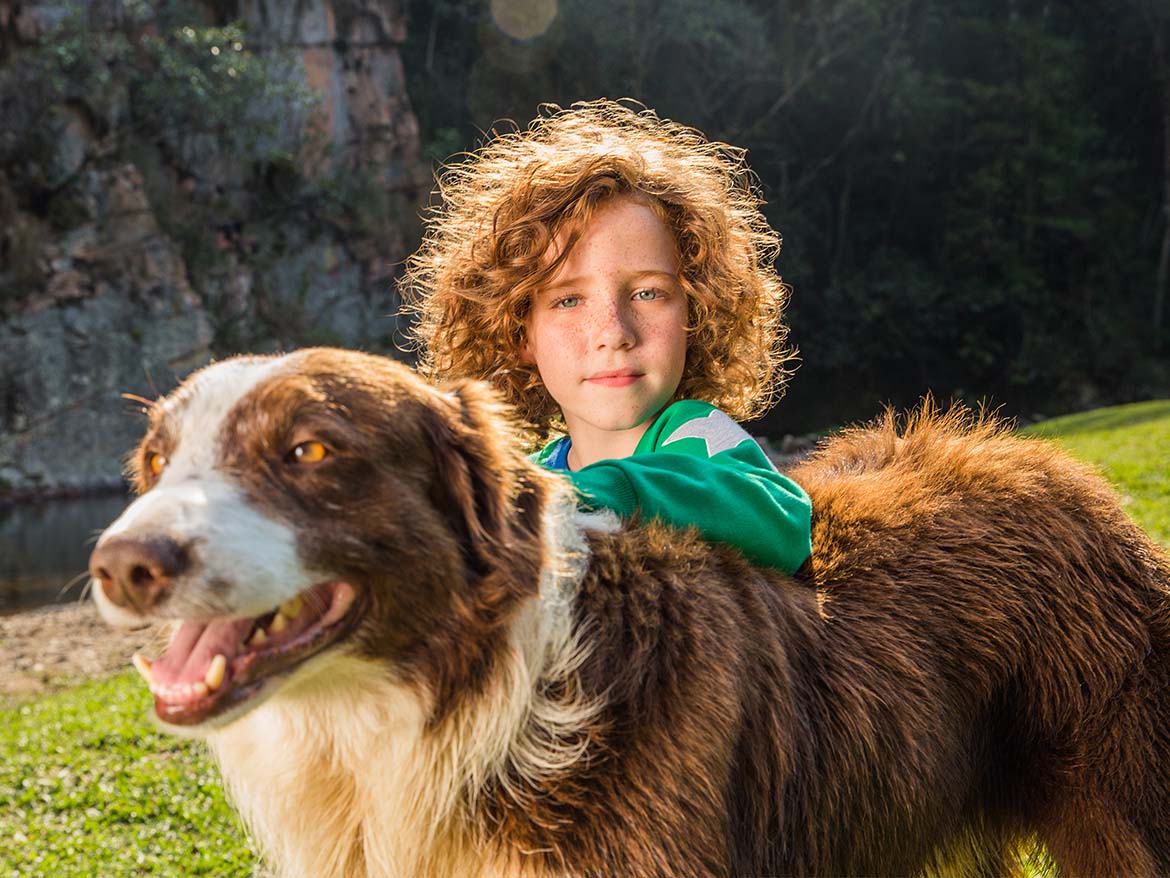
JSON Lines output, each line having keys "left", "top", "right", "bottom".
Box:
{"left": 105, "top": 350, "right": 1170, "bottom": 876}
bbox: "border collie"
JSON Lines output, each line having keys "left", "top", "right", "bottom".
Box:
{"left": 91, "top": 348, "right": 1170, "bottom": 877}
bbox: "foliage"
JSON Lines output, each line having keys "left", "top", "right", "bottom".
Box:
{"left": 0, "top": 1, "right": 309, "bottom": 189}
{"left": 0, "top": 672, "right": 256, "bottom": 877}
{"left": 403, "top": 0, "right": 1168, "bottom": 432}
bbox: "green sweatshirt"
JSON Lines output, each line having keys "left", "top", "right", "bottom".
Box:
{"left": 533, "top": 400, "right": 812, "bottom": 573}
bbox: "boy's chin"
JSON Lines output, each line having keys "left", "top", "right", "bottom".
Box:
{"left": 568, "top": 387, "right": 677, "bottom": 429}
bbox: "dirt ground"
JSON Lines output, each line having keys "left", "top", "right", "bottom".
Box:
{"left": 0, "top": 602, "right": 159, "bottom": 702}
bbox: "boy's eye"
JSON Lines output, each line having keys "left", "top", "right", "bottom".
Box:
{"left": 553, "top": 296, "right": 580, "bottom": 309}
{"left": 633, "top": 288, "right": 661, "bottom": 301}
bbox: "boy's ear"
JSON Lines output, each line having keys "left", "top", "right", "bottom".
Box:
{"left": 518, "top": 335, "right": 534, "bottom": 364}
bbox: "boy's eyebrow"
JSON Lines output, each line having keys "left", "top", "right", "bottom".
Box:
{"left": 541, "top": 269, "right": 681, "bottom": 292}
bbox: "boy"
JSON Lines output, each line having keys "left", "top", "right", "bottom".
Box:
{"left": 404, "top": 100, "right": 810, "bottom": 573}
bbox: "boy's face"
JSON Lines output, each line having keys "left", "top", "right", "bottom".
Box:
{"left": 521, "top": 195, "right": 688, "bottom": 460}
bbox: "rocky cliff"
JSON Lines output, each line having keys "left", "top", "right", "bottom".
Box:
{"left": 0, "top": 0, "right": 424, "bottom": 500}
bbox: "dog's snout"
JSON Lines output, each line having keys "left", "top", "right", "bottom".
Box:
{"left": 89, "top": 535, "right": 189, "bottom": 612}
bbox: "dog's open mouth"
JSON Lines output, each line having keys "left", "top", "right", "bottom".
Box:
{"left": 132, "top": 581, "right": 363, "bottom": 726}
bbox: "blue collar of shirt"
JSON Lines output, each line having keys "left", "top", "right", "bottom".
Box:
{"left": 545, "top": 435, "right": 572, "bottom": 471}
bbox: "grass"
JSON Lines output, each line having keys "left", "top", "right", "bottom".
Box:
{"left": 3, "top": 399, "right": 1167, "bottom": 875}
{"left": 1022, "top": 399, "right": 1170, "bottom": 547}
{"left": 0, "top": 673, "right": 258, "bottom": 876}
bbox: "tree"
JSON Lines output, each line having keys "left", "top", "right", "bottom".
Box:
{"left": 400, "top": 0, "right": 1168, "bottom": 428}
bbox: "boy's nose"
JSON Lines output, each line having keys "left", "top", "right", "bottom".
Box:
{"left": 594, "top": 302, "right": 637, "bottom": 350}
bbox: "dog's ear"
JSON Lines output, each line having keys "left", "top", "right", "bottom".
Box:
{"left": 420, "top": 380, "right": 548, "bottom": 723}
{"left": 424, "top": 380, "right": 536, "bottom": 576}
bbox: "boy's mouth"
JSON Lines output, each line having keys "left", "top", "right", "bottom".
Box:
{"left": 587, "top": 369, "right": 643, "bottom": 387}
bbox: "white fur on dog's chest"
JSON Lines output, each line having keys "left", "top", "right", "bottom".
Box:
{"left": 210, "top": 487, "right": 600, "bottom": 878}
{"left": 211, "top": 649, "right": 579, "bottom": 878}
{"left": 211, "top": 657, "right": 481, "bottom": 878}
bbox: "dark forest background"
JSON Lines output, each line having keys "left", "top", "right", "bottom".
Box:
{"left": 405, "top": 0, "right": 1170, "bottom": 432}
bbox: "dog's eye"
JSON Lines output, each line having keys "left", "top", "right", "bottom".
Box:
{"left": 145, "top": 451, "right": 167, "bottom": 477}
{"left": 289, "top": 440, "right": 329, "bottom": 464}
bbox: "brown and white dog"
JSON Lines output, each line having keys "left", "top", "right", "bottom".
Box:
{"left": 90, "top": 347, "right": 1170, "bottom": 877}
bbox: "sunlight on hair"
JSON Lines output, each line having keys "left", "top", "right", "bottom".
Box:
{"left": 491, "top": 0, "right": 558, "bottom": 40}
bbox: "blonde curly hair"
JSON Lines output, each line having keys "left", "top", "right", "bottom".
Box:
{"left": 401, "top": 99, "right": 794, "bottom": 437}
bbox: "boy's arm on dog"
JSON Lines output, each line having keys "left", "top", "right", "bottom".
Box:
{"left": 566, "top": 446, "right": 813, "bottom": 574}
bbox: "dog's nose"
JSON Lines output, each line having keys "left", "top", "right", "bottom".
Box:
{"left": 89, "top": 536, "right": 189, "bottom": 612}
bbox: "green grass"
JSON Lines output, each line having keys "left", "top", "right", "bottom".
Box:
{"left": 1022, "top": 399, "right": 1170, "bottom": 547}
{"left": 0, "top": 672, "right": 258, "bottom": 876}
{"left": 3, "top": 400, "right": 1166, "bottom": 875}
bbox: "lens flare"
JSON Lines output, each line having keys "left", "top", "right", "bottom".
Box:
{"left": 490, "top": 0, "right": 558, "bottom": 40}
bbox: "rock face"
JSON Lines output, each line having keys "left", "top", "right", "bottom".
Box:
{"left": 0, "top": 0, "right": 424, "bottom": 500}
{"left": 0, "top": 164, "right": 213, "bottom": 497}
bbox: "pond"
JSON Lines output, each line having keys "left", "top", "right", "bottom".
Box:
{"left": 0, "top": 493, "right": 130, "bottom": 615}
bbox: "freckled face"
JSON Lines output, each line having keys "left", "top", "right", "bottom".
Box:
{"left": 521, "top": 196, "right": 689, "bottom": 467}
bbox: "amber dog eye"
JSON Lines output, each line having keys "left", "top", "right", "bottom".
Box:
{"left": 289, "top": 440, "right": 329, "bottom": 464}
{"left": 145, "top": 451, "right": 167, "bottom": 477}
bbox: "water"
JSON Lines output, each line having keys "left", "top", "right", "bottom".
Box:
{"left": 0, "top": 493, "right": 130, "bottom": 615}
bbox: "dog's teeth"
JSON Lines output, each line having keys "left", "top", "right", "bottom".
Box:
{"left": 270, "top": 612, "right": 287, "bottom": 634}
{"left": 192, "top": 681, "right": 209, "bottom": 699}
{"left": 250, "top": 626, "right": 269, "bottom": 646}
{"left": 132, "top": 652, "right": 153, "bottom": 684}
{"left": 205, "top": 654, "right": 226, "bottom": 691}
{"left": 280, "top": 595, "right": 304, "bottom": 619}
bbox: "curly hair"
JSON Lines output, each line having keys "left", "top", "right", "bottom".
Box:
{"left": 401, "top": 99, "right": 794, "bottom": 437}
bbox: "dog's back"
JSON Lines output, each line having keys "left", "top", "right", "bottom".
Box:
{"left": 780, "top": 409, "right": 1170, "bottom": 874}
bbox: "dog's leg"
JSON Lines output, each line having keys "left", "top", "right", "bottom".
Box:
{"left": 1042, "top": 792, "right": 1156, "bottom": 878}
{"left": 1043, "top": 643, "right": 1170, "bottom": 876}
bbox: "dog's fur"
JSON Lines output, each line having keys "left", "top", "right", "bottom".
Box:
{"left": 92, "top": 348, "right": 1170, "bottom": 877}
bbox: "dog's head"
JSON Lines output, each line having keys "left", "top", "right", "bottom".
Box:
{"left": 89, "top": 348, "right": 552, "bottom": 733}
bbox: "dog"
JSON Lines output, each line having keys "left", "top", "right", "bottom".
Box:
{"left": 89, "top": 347, "right": 1170, "bottom": 877}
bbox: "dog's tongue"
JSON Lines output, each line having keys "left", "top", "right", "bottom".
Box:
{"left": 152, "top": 618, "right": 254, "bottom": 687}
